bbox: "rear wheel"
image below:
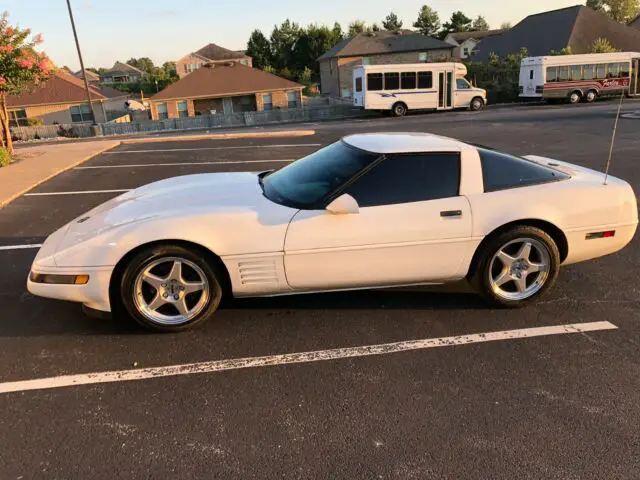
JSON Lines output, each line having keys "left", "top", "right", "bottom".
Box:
{"left": 585, "top": 90, "right": 597, "bottom": 103}
{"left": 120, "top": 245, "right": 224, "bottom": 332}
{"left": 391, "top": 102, "right": 407, "bottom": 117}
{"left": 471, "top": 226, "right": 560, "bottom": 308}
{"left": 569, "top": 91, "right": 582, "bottom": 104}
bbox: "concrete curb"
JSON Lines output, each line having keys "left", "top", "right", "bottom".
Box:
{"left": 0, "top": 142, "right": 119, "bottom": 209}
{"left": 121, "top": 129, "right": 317, "bottom": 145}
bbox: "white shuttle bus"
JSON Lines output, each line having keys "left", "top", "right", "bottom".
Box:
{"left": 352, "top": 63, "right": 487, "bottom": 116}
{"left": 519, "top": 52, "right": 640, "bottom": 103}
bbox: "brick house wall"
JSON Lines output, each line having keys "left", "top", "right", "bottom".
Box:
{"left": 255, "top": 90, "right": 302, "bottom": 111}
{"left": 320, "top": 48, "right": 454, "bottom": 98}
{"left": 17, "top": 102, "right": 107, "bottom": 125}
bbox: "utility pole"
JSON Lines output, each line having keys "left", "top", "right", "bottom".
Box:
{"left": 66, "top": 0, "right": 99, "bottom": 129}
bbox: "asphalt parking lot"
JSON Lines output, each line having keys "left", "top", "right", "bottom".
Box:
{"left": 1, "top": 102, "right": 639, "bottom": 479}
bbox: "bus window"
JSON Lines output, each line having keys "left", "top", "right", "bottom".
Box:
{"left": 401, "top": 72, "right": 417, "bottom": 89}
{"left": 367, "top": 73, "right": 383, "bottom": 91}
{"left": 384, "top": 72, "right": 400, "bottom": 90}
{"left": 607, "top": 63, "right": 620, "bottom": 78}
{"left": 583, "top": 65, "right": 595, "bottom": 80}
{"left": 355, "top": 77, "right": 363, "bottom": 92}
{"left": 571, "top": 65, "right": 582, "bottom": 81}
{"left": 558, "top": 66, "right": 569, "bottom": 81}
{"left": 546, "top": 67, "right": 557, "bottom": 82}
{"left": 619, "top": 62, "right": 630, "bottom": 77}
{"left": 418, "top": 71, "right": 433, "bottom": 88}
{"left": 596, "top": 64, "right": 606, "bottom": 79}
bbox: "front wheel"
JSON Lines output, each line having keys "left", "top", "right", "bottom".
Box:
{"left": 470, "top": 97, "right": 485, "bottom": 111}
{"left": 120, "top": 245, "right": 224, "bottom": 332}
{"left": 471, "top": 226, "right": 560, "bottom": 308}
{"left": 391, "top": 102, "right": 407, "bottom": 117}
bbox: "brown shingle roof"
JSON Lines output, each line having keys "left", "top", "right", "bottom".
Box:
{"left": 318, "top": 30, "right": 452, "bottom": 60}
{"left": 150, "top": 63, "right": 302, "bottom": 101}
{"left": 75, "top": 69, "right": 100, "bottom": 81}
{"left": 447, "top": 29, "right": 507, "bottom": 43}
{"left": 103, "top": 61, "right": 145, "bottom": 76}
{"left": 195, "top": 43, "right": 247, "bottom": 61}
{"left": 7, "top": 71, "right": 107, "bottom": 108}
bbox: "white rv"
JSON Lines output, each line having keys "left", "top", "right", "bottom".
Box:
{"left": 519, "top": 52, "right": 640, "bottom": 103}
{"left": 352, "top": 63, "right": 487, "bottom": 116}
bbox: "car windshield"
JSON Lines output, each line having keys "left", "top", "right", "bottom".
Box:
{"left": 261, "top": 141, "right": 379, "bottom": 209}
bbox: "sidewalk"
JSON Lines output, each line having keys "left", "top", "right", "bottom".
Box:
{"left": 0, "top": 140, "right": 119, "bottom": 208}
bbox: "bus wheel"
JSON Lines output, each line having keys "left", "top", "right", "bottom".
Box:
{"left": 569, "top": 91, "right": 582, "bottom": 104}
{"left": 585, "top": 90, "right": 597, "bottom": 103}
{"left": 470, "top": 97, "right": 485, "bottom": 111}
{"left": 392, "top": 102, "right": 407, "bottom": 117}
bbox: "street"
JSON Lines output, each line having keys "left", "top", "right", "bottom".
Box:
{"left": 1, "top": 102, "right": 639, "bottom": 479}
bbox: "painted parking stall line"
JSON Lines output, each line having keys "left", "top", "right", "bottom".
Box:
{"left": 105, "top": 144, "right": 323, "bottom": 154}
{"left": 0, "top": 321, "right": 617, "bottom": 395}
{"left": 24, "top": 189, "right": 131, "bottom": 197}
{"left": 0, "top": 244, "right": 42, "bottom": 251}
{"left": 76, "top": 159, "right": 294, "bottom": 169}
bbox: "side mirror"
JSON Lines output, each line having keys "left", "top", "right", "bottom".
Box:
{"left": 326, "top": 194, "right": 360, "bottom": 215}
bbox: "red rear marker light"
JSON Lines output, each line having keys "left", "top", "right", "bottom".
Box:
{"left": 586, "top": 231, "right": 616, "bottom": 240}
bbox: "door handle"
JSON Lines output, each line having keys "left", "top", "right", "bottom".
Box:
{"left": 441, "top": 210, "right": 462, "bottom": 218}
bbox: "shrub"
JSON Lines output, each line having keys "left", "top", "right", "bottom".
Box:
{"left": 0, "top": 147, "right": 10, "bottom": 167}
{"left": 27, "top": 118, "right": 44, "bottom": 126}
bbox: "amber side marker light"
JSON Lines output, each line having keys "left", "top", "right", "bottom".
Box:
{"left": 30, "top": 272, "right": 90, "bottom": 285}
{"left": 586, "top": 231, "right": 616, "bottom": 240}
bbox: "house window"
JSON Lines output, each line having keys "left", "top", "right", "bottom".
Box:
{"left": 186, "top": 63, "right": 199, "bottom": 73}
{"left": 341, "top": 87, "right": 352, "bottom": 98}
{"left": 240, "top": 59, "right": 248, "bottom": 66}
{"left": 156, "top": 103, "right": 168, "bottom": 120}
{"left": 177, "top": 100, "right": 189, "bottom": 118}
{"left": 362, "top": 57, "right": 371, "bottom": 65}
{"left": 263, "top": 93, "right": 273, "bottom": 111}
{"left": 287, "top": 91, "right": 298, "bottom": 108}
{"left": 418, "top": 52, "right": 428, "bottom": 63}
{"left": 463, "top": 47, "right": 469, "bottom": 56}
{"left": 70, "top": 104, "right": 94, "bottom": 123}
{"left": 8, "top": 109, "right": 28, "bottom": 127}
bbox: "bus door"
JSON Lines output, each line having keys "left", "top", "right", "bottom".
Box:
{"left": 632, "top": 59, "right": 640, "bottom": 96}
{"left": 438, "top": 70, "right": 454, "bottom": 110}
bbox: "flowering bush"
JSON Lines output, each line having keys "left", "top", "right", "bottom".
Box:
{"left": 0, "top": 11, "right": 54, "bottom": 155}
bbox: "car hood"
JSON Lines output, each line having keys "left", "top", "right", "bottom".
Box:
{"left": 62, "top": 172, "right": 270, "bottom": 245}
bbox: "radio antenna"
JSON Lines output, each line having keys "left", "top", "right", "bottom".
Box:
{"left": 604, "top": 90, "right": 625, "bottom": 185}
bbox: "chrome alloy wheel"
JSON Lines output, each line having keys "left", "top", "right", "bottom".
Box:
{"left": 488, "top": 238, "right": 551, "bottom": 301}
{"left": 133, "top": 257, "right": 209, "bottom": 325}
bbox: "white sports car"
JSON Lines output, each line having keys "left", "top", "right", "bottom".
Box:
{"left": 28, "top": 133, "right": 638, "bottom": 332}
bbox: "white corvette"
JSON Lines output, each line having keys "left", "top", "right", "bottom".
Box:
{"left": 28, "top": 133, "right": 638, "bottom": 332}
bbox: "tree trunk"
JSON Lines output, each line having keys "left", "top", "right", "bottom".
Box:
{"left": 0, "top": 96, "right": 13, "bottom": 155}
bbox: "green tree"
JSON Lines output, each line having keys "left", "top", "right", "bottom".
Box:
{"left": 299, "top": 66, "right": 313, "bottom": 84}
{"left": 590, "top": 37, "right": 618, "bottom": 52}
{"left": 0, "top": 12, "right": 54, "bottom": 155}
{"left": 161, "top": 61, "right": 177, "bottom": 79}
{"left": 500, "top": 22, "right": 512, "bottom": 29}
{"left": 383, "top": 12, "right": 403, "bottom": 30}
{"left": 549, "top": 46, "right": 573, "bottom": 55}
{"left": 348, "top": 20, "right": 367, "bottom": 36}
{"left": 440, "top": 11, "right": 473, "bottom": 39}
{"left": 246, "top": 29, "right": 272, "bottom": 70}
{"left": 471, "top": 15, "right": 490, "bottom": 31}
{"left": 587, "top": 0, "right": 606, "bottom": 12}
{"left": 371, "top": 23, "right": 381, "bottom": 32}
{"left": 126, "top": 57, "right": 155, "bottom": 75}
{"left": 587, "top": 0, "right": 640, "bottom": 22}
{"left": 413, "top": 5, "right": 441, "bottom": 36}
{"left": 292, "top": 24, "right": 344, "bottom": 78}
{"left": 270, "top": 19, "right": 301, "bottom": 71}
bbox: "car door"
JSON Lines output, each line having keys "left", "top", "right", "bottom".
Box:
{"left": 283, "top": 152, "right": 474, "bottom": 290}
{"left": 454, "top": 78, "right": 474, "bottom": 108}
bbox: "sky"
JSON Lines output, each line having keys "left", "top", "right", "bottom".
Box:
{"left": 4, "top": 0, "right": 581, "bottom": 71}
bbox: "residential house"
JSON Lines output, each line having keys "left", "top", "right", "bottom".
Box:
{"left": 176, "top": 43, "right": 252, "bottom": 79}
{"left": 6, "top": 71, "right": 130, "bottom": 126}
{"left": 100, "top": 61, "right": 146, "bottom": 84}
{"left": 75, "top": 69, "right": 101, "bottom": 85}
{"left": 148, "top": 61, "right": 303, "bottom": 120}
{"left": 318, "top": 29, "right": 454, "bottom": 98}
{"left": 472, "top": 5, "right": 640, "bottom": 61}
{"left": 444, "top": 29, "right": 506, "bottom": 59}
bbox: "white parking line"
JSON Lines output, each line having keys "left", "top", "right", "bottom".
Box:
{"left": 24, "top": 189, "right": 130, "bottom": 197}
{"left": 0, "top": 321, "right": 616, "bottom": 394}
{"left": 0, "top": 244, "right": 42, "bottom": 251}
{"left": 105, "top": 144, "right": 322, "bottom": 154}
{"left": 76, "top": 159, "right": 294, "bottom": 169}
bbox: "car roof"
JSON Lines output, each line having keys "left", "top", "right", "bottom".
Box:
{"left": 342, "top": 132, "right": 471, "bottom": 154}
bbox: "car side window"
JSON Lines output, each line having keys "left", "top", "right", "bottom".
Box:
{"left": 478, "top": 147, "right": 570, "bottom": 192}
{"left": 343, "top": 153, "right": 460, "bottom": 208}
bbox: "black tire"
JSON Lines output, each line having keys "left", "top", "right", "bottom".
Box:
{"left": 392, "top": 102, "right": 407, "bottom": 117}
{"left": 470, "top": 97, "right": 485, "bottom": 111}
{"left": 119, "top": 245, "right": 224, "bottom": 332}
{"left": 470, "top": 226, "right": 561, "bottom": 308}
{"left": 568, "top": 91, "right": 582, "bottom": 104}
{"left": 585, "top": 90, "right": 597, "bottom": 103}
